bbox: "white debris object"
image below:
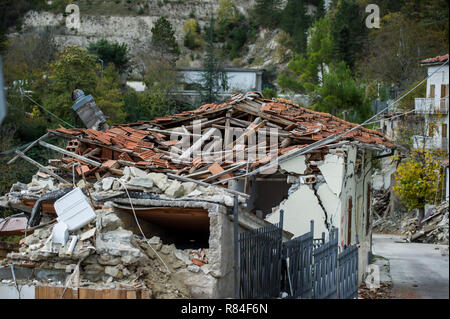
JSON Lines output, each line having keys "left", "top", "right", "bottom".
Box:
{"left": 52, "top": 222, "right": 69, "bottom": 246}
{"left": 54, "top": 187, "right": 96, "bottom": 231}
{"left": 66, "top": 235, "right": 79, "bottom": 256}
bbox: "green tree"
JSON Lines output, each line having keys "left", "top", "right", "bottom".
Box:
{"left": 330, "top": 0, "right": 366, "bottom": 70}
{"left": 88, "top": 39, "right": 130, "bottom": 73}
{"left": 312, "top": 62, "right": 372, "bottom": 123}
{"left": 215, "top": 0, "right": 253, "bottom": 59}
{"left": 280, "top": 0, "right": 310, "bottom": 53}
{"left": 278, "top": 17, "right": 333, "bottom": 93}
{"left": 183, "top": 19, "right": 202, "bottom": 50}
{"left": 393, "top": 149, "right": 445, "bottom": 225}
{"left": 33, "top": 46, "right": 125, "bottom": 127}
{"left": 151, "top": 17, "right": 180, "bottom": 64}
{"left": 252, "top": 0, "right": 282, "bottom": 29}
{"left": 200, "top": 17, "right": 229, "bottom": 104}
{"left": 94, "top": 64, "right": 126, "bottom": 125}
{"left": 357, "top": 11, "right": 447, "bottom": 94}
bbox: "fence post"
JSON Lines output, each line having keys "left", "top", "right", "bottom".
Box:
{"left": 279, "top": 209, "right": 284, "bottom": 230}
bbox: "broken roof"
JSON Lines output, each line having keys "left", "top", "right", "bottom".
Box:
{"left": 45, "top": 91, "right": 394, "bottom": 183}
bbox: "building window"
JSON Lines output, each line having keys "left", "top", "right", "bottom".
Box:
{"left": 443, "top": 124, "right": 448, "bottom": 138}
{"left": 441, "top": 84, "right": 448, "bottom": 98}
{"left": 429, "top": 84, "right": 435, "bottom": 98}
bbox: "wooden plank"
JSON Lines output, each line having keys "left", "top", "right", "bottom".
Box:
{"left": 225, "top": 119, "right": 267, "bottom": 150}
{"left": 39, "top": 140, "right": 102, "bottom": 167}
{"left": 7, "top": 132, "right": 49, "bottom": 164}
{"left": 14, "top": 150, "right": 69, "bottom": 184}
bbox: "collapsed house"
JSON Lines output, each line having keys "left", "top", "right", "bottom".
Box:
{"left": 0, "top": 91, "right": 394, "bottom": 298}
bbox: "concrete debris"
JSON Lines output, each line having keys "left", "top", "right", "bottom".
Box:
{"left": 0, "top": 208, "right": 225, "bottom": 298}
{"left": 373, "top": 201, "right": 449, "bottom": 245}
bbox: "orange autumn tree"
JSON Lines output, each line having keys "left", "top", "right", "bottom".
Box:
{"left": 393, "top": 149, "right": 444, "bottom": 226}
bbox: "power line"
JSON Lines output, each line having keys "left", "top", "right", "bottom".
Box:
{"left": 363, "top": 108, "right": 416, "bottom": 126}
{"left": 336, "top": 59, "right": 449, "bottom": 141}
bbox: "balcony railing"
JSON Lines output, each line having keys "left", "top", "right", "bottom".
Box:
{"left": 415, "top": 97, "right": 449, "bottom": 114}
{"left": 412, "top": 135, "right": 449, "bottom": 151}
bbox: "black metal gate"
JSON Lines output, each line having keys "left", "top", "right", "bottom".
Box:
{"left": 312, "top": 227, "right": 338, "bottom": 299}
{"left": 239, "top": 215, "right": 283, "bottom": 298}
{"left": 282, "top": 221, "right": 314, "bottom": 298}
{"left": 337, "top": 244, "right": 359, "bottom": 299}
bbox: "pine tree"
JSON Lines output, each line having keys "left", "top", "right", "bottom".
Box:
{"left": 200, "top": 17, "right": 229, "bottom": 104}
{"left": 151, "top": 17, "right": 180, "bottom": 64}
{"left": 330, "top": 0, "right": 366, "bottom": 70}
{"left": 280, "top": 0, "right": 310, "bottom": 54}
{"left": 252, "top": 0, "right": 282, "bottom": 29}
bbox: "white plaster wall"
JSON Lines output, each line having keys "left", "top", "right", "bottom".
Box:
{"left": 0, "top": 284, "right": 35, "bottom": 299}
{"left": 318, "top": 154, "right": 345, "bottom": 196}
{"left": 266, "top": 184, "right": 328, "bottom": 239}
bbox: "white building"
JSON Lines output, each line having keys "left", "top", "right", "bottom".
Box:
{"left": 413, "top": 54, "right": 449, "bottom": 152}
{"left": 178, "top": 67, "right": 263, "bottom": 96}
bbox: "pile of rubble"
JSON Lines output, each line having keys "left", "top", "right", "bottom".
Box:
{"left": 0, "top": 205, "right": 221, "bottom": 298}
{"left": 406, "top": 202, "right": 449, "bottom": 244}
{"left": 372, "top": 202, "right": 449, "bottom": 244}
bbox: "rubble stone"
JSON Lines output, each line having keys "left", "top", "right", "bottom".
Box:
{"left": 97, "top": 255, "right": 121, "bottom": 266}
{"left": 148, "top": 236, "right": 160, "bottom": 245}
{"left": 174, "top": 251, "right": 192, "bottom": 265}
{"left": 182, "top": 182, "right": 197, "bottom": 195}
{"left": 148, "top": 173, "right": 170, "bottom": 191}
{"left": 24, "top": 235, "right": 40, "bottom": 246}
{"left": 102, "top": 177, "right": 116, "bottom": 191}
{"left": 105, "top": 265, "right": 123, "bottom": 279}
{"left": 187, "top": 264, "right": 200, "bottom": 273}
{"left": 164, "top": 181, "right": 184, "bottom": 198}
{"left": 127, "top": 177, "right": 154, "bottom": 189}
{"left": 101, "top": 212, "right": 123, "bottom": 231}
{"left": 34, "top": 228, "right": 51, "bottom": 240}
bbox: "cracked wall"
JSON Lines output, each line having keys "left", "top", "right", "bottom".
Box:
{"left": 264, "top": 145, "right": 374, "bottom": 284}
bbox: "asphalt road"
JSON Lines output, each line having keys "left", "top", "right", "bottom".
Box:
{"left": 372, "top": 234, "right": 449, "bottom": 299}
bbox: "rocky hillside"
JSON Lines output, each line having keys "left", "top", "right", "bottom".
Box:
{"left": 14, "top": 0, "right": 271, "bottom": 75}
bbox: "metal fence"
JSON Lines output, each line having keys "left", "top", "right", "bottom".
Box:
{"left": 312, "top": 228, "right": 339, "bottom": 299}
{"left": 238, "top": 217, "right": 359, "bottom": 299}
{"left": 239, "top": 217, "right": 283, "bottom": 298}
{"left": 282, "top": 221, "right": 314, "bottom": 298}
{"left": 337, "top": 243, "right": 359, "bottom": 299}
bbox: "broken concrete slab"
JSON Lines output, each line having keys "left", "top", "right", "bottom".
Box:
{"left": 280, "top": 155, "right": 307, "bottom": 174}
{"left": 127, "top": 177, "right": 154, "bottom": 189}
{"left": 148, "top": 173, "right": 170, "bottom": 191}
